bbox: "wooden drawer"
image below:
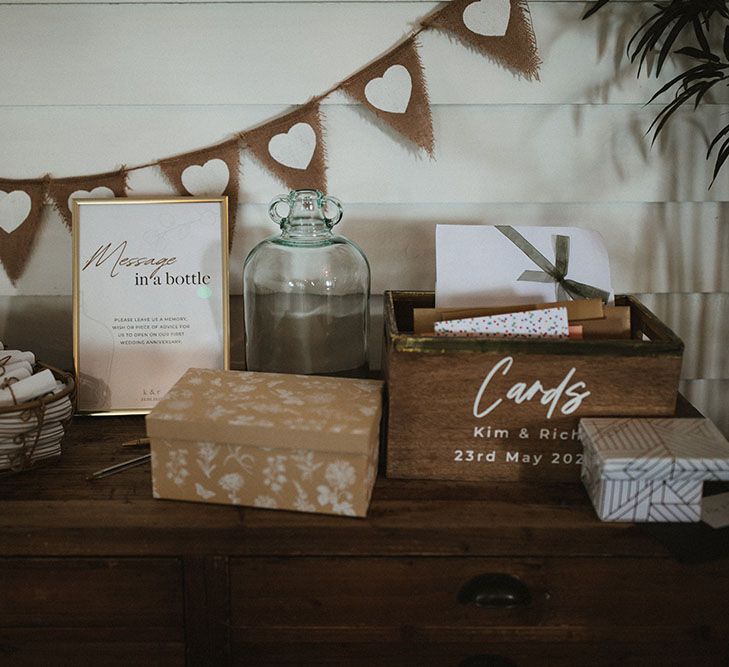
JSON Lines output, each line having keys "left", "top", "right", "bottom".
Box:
{"left": 229, "top": 556, "right": 729, "bottom": 643}
{"left": 232, "top": 641, "right": 729, "bottom": 667}
{"left": 0, "top": 558, "right": 184, "bottom": 666}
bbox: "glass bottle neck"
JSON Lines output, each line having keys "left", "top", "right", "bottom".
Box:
{"left": 281, "top": 191, "right": 332, "bottom": 240}
{"left": 280, "top": 219, "right": 333, "bottom": 241}
{"left": 273, "top": 189, "right": 336, "bottom": 242}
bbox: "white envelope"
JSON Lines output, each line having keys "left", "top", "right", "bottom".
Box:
{"left": 435, "top": 224, "right": 614, "bottom": 308}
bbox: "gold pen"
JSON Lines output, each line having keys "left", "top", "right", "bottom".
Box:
{"left": 87, "top": 453, "right": 151, "bottom": 481}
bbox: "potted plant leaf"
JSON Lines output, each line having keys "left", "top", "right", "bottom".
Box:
{"left": 584, "top": 0, "right": 729, "bottom": 183}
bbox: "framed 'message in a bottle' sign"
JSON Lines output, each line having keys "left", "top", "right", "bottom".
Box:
{"left": 73, "top": 197, "right": 230, "bottom": 414}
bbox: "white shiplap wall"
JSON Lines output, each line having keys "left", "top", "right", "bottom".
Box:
{"left": 0, "top": 0, "right": 727, "bottom": 429}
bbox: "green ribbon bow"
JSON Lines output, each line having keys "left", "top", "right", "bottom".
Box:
{"left": 496, "top": 225, "right": 610, "bottom": 303}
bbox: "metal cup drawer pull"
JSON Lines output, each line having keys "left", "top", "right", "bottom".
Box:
{"left": 457, "top": 573, "right": 532, "bottom": 608}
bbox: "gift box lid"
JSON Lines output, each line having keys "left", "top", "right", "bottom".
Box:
{"left": 146, "top": 368, "right": 384, "bottom": 455}
{"left": 579, "top": 417, "right": 729, "bottom": 481}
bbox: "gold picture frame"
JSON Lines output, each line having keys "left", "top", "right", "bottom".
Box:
{"left": 72, "top": 197, "right": 230, "bottom": 415}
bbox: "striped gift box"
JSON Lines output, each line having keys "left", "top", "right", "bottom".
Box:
{"left": 579, "top": 418, "right": 729, "bottom": 522}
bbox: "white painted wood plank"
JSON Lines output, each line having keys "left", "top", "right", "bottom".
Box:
{"left": 680, "top": 380, "right": 729, "bottom": 437}
{"left": 0, "top": 2, "right": 716, "bottom": 106}
{"left": 1, "top": 295, "right": 727, "bottom": 385}
{"left": 0, "top": 296, "right": 72, "bottom": 371}
{"left": 241, "top": 203, "right": 729, "bottom": 298}
{"left": 0, "top": 104, "right": 725, "bottom": 202}
{"left": 637, "top": 293, "right": 729, "bottom": 382}
{"left": 4, "top": 201, "right": 729, "bottom": 297}
{"left": 0, "top": 294, "right": 350, "bottom": 373}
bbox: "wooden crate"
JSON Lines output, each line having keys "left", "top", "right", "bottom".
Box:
{"left": 383, "top": 291, "right": 684, "bottom": 482}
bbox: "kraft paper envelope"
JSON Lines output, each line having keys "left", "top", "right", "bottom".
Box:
{"left": 435, "top": 225, "right": 614, "bottom": 308}
{"left": 578, "top": 306, "right": 631, "bottom": 340}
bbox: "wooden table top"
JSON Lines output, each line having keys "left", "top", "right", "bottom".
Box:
{"left": 0, "top": 414, "right": 685, "bottom": 559}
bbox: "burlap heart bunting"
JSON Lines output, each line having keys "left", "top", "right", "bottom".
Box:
{"left": 341, "top": 39, "right": 434, "bottom": 155}
{"left": 0, "top": 2, "right": 543, "bottom": 284}
{"left": 159, "top": 138, "right": 241, "bottom": 248}
{"left": 244, "top": 103, "right": 327, "bottom": 192}
{"left": 0, "top": 177, "right": 47, "bottom": 285}
{"left": 422, "top": 0, "right": 541, "bottom": 80}
{"left": 48, "top": 169, "right": 128, "bottom": 230}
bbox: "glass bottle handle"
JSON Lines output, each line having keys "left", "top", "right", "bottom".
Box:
{"left": 322, "top": 196, "right": 343, "bottom": 227}
{"left": 268, "top": 195, "right": 289, "bottom": 227}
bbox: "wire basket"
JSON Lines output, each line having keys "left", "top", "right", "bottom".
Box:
{"left": 0, "top": 364, "right": 75, "bottom": 474}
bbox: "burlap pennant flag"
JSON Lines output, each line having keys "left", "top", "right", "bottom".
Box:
{"left": 158, "top": 138, "right": 240, "bottom": 248}
{"left": 48, "top": 169, "right": 128, "bottom": 230}
{"left": 244, "top": 103, "right": 327, "bottom": 192}
{"left": 341, "top": 39, "right": 434, "bottom": 155}
{"left": 422, "top": 0, "right": 540, "bottom": 80}
{"left": 0, "top": 177, "right": 47, "bottom": 285}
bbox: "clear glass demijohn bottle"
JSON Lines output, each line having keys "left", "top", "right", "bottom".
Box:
{"left": 243, "top": 189, "right": 370, "bottom": 375}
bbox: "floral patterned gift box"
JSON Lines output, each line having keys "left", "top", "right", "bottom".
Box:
{"left": 146, "top": 368, "right": 383, "bottom": 517}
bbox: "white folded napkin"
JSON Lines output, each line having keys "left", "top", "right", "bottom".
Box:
{"left": 0, "top": 350, "right": 35, "bottom": 366}
{"left": 0, "top": 362, "right": 33, "bottom": 383}
{"left": 0, "top": 369, "right": 57, "bottom": 406}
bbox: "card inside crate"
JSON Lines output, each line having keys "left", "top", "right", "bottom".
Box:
{"left": 388, "top": 292, "right": 682, "bottom": 352}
